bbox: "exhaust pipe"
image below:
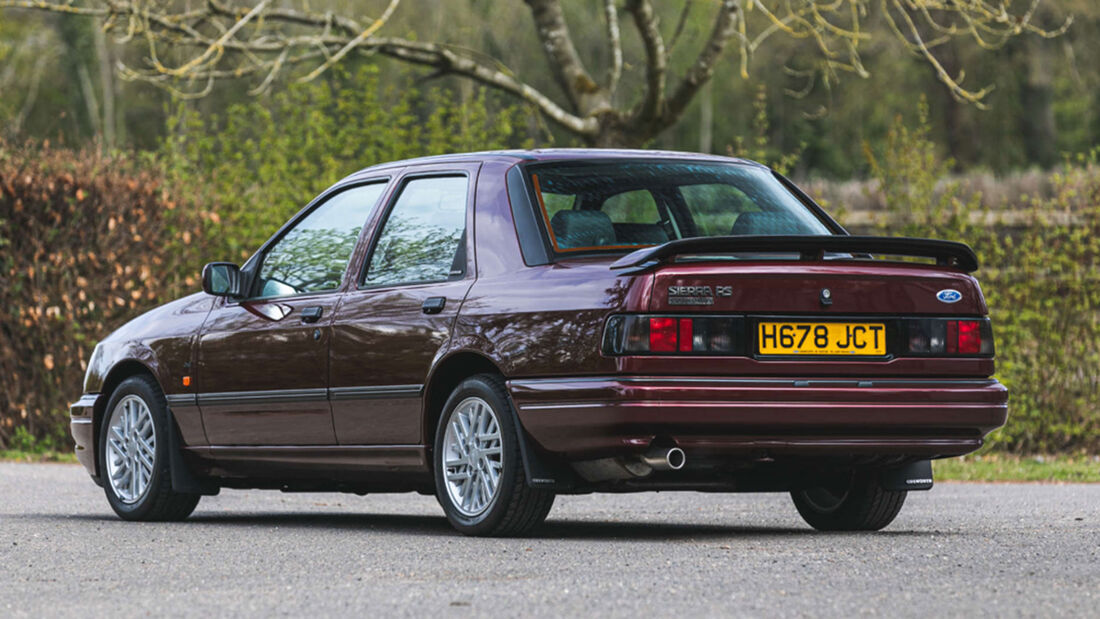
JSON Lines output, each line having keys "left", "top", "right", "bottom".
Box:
{"left": 571, "top": 446, "right": 687, "bottom": 482}
{"left": 641, "top": 446, "right": 686, "bottom": 471}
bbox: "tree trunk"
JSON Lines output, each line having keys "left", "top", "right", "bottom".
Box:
{"left": 589, "top": 115, "right": 649, "bottom": 148}
{"left": 1020, "top": 35, "right": 1058, "bottom": 168}
{"left": 699, "top": 81, "right": 714, "bottom": 153}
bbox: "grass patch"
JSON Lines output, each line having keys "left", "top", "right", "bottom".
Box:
{"left": 0, "top": 448, "right": 78, "bottom": 464}
{"left": 935, "top": 454, "right": 1100, "bottom": 483}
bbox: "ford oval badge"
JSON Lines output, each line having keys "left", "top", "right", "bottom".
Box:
{"left": 936, "top": 289, "right": 962, "bottom": 303}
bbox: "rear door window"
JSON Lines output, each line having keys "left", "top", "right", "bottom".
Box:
{"left": 363, "top": 176, "right": 468, "bottom": 287}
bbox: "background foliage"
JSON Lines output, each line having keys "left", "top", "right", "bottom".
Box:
{"left": 856, "top": 102, "right": 1100, "bottom": 452}
{"left": 1, "top": 1, "right": 1098, "bottom": 454}
{"left": 0, "top": 141, "right": 208, "bottom": 448}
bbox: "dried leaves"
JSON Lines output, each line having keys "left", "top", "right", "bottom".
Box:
{"left": 0, "top": 139, "right": 206, "bottom": 447}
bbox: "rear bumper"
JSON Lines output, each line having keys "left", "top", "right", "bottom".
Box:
{"left": 508, "top": 377, "right": 1008, "bottom": 460}
{"left": 70, "top": 394, "right": 101, "bottom": 479}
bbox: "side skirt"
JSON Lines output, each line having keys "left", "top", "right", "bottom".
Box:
{"left": 183, "top": 444, "right": 432, "bottom": 490}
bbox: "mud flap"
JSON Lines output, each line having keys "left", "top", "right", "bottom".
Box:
{"left": 504, "top": 397, "right": 576, "bottom": 491}
{"left": 881, "top": 459, "right": 934, "bottom": 491}
{"left": 167, "top": 415, "right": 220, "bottom": 496}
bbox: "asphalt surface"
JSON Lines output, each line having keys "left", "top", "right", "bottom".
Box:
{"left": 0, "top": 462, "right": 1097, "bottom": 617}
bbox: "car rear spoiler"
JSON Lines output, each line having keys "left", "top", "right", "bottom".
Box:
{"left": 609, "top": 235, "right": 979, "bottom": 273}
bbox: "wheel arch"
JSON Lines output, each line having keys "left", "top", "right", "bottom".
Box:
{"left": 421, "top": 350, "right": 575, "bottom": 491}
{"left": 421, "top": 351, "right": 504, "bottom": 449}
{"left": 92, "top": 360, "right": 160, "bottom": 478}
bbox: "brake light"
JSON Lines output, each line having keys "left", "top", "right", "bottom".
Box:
{"left": 604, "top": 315, "right": 744, "bottom": 355}
{"left": 905, "top": 318, "right": 993, "bottom": 356}
{"left": 649, "top": 317, "right": 678, "bottom": 353}
{"left": 957, "top": 320, "right": 982, "bottom": 354}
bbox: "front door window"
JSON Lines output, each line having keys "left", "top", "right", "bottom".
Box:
{"left": 256, "top": 183, "right": 387, "bottom": 298}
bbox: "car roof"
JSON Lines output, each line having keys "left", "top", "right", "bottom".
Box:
{"left": 341, "top": 148, "right": 765, "bottom": 182}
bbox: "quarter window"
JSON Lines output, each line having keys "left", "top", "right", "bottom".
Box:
{"left": 255, "top": 183, "right": 386, "bottom": 298}
{"left": 364, "top": 176, "right": 468, "bottom": 287}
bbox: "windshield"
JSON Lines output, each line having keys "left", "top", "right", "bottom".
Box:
{"left": 528, "top": 160, "right": 832, "bottom": 253}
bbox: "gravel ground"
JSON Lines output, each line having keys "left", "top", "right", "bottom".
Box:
{"left": 0, "top": 462, "right": 1096, "bottom": 617}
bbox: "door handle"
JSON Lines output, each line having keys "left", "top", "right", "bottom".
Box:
{"left": 422, "top": 297, "right": 446, "bottom": 315}
{"left": 300, "top": 306, "right": 324, "bottom": 323}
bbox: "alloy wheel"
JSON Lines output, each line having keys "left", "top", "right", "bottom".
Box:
{"left": 442, "top": 396, "right": 504, "bottom": 517}
{"left": 105, "top": 394, "right": 157, "bottom": 504}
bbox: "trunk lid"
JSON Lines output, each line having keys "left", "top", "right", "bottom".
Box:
{"left": 648, "top": 261, "right": 986, "bottom": 315}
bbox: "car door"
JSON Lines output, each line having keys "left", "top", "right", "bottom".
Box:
{"left": 198, "top": 181, "right": 389, "bottom": 446}
{"left": 329, "top": 168, "right": 477, "bottom": 445}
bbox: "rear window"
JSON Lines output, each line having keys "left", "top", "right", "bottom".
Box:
{"left": 528, "top": 161, "right": 831, "bottom": 253}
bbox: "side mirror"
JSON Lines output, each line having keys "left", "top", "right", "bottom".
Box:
{"left": 201, "top": 262, "right": 242, "bottom": 298}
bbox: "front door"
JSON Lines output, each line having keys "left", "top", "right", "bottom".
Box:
{"left": 330, "top": 171, "right": 476, "bottom": 445}
{"left": 198, "top": 181, "right": 388, "bottom": 445}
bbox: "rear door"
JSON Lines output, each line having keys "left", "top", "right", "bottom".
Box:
{"left": 330, "top": 166, "right": 478, "bottom": 445}
{"left": 197, "top": 181, "right": 388, "bottom": 445}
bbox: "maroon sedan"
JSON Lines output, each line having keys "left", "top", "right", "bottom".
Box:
{"left": 70, "top": 149, "right": 1007, "bottom": 535}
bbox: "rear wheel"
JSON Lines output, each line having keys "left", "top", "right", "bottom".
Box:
{"left": 99, "top": 375, "right": 200, "bottom": 521}
{"left": 791, "top": 470, "right": 906, "bottom": 531}
{"left": 433, "top": 374, "right": 554, "bottom": 536}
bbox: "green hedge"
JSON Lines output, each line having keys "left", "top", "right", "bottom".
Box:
{"left": 855, "top": 102, "right": 1100, "bottom": 453}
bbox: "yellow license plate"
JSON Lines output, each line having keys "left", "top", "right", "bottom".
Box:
{"left": 758, "top": 322, "right": 886, "bottom": 356}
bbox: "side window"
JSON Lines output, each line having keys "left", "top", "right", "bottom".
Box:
{"left": 364, "top": 176, "right": 468, "bottom": 287}
{"left": 256, "top": 183, "right": 386, "bottom": 298}
{"left": 600, "top": 190, "right": 659, "bottom": 224}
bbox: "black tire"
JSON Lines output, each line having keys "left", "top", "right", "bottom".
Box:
{"left": 791, "top": 470, "right": 907, "bottom": 531}
{"left": 98, "top": 375, "right": 201, "bottom": 521}
{"left": 433, "top": 374, "right": 555, "bottom": 537}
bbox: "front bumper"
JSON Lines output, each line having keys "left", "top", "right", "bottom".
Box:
{"left": 509, "top": 377, "right": 1008, "bottom": 460}
{"left": 70, "top": 394, "right": 101, "bottom": 479}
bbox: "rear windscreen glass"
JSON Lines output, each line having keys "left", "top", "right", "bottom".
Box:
{"left": 528, "top": 161, "right": 831, "bottom": 253}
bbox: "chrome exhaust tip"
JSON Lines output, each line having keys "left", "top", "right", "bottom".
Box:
{"left": 642, "top": 446, "right": 686, "bottom": 471}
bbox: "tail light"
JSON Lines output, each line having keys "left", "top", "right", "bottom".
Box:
{"left": 905, "top": 318, "right": 993, "bottom": 356}
{"left": 604, "top": 315, "right": 993, "bottom": 357}
{"left": 603, "top": 315, "right": 745, "bottom": 355}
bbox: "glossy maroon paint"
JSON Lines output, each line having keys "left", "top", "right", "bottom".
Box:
{"left": 71, "top": 149, "right": 1008, "bottom": 494}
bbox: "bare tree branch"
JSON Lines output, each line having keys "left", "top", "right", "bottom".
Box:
{"left": 0, "top": 0, "right": 1072, "bottom": 147}
{"left": 667, "top": 0, "right": 695, "bottom": 54}
{"left": 664, "top": 0, "right": 740, "bottom": 126}
{"left": 299, "top": 0, "right": 400, "bottom": 82}
{"left": 363, "top": 37, "right": 599, "bottom": 136}
{"left": 625, "top": 0, "right": 667, "bottom": 122}
{"left": 523, "top": 0, "right": 605, "bottom": 116}
{"left": 603, "top": 0, "right": 622, "bottom": 94}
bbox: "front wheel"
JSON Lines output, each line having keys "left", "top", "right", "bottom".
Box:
{"left": 433, "top": 374, "right": 554, "bottom": 536}
{"left": 791, "top": 470, "right": 906, "bottom": 531}
{"left": 99, "top": 375, "right": 201, "bottom": 521}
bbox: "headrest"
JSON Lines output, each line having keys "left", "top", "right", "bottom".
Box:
{"left": 550, "top": 210, "right": 615, "bottom": 249}
{"left": 730, "top": 211, "right": 806, "bottom": 235}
